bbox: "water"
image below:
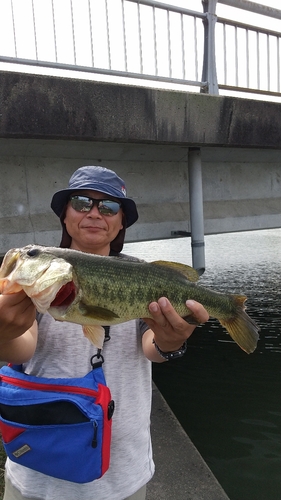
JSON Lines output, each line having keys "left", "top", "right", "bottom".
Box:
{"left": 124, "top": 229, "right": 281, "bottom": 500}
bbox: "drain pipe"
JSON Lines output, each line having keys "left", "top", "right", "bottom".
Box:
{"left": 188, "top": 148, "right": 205, "bottom": 275}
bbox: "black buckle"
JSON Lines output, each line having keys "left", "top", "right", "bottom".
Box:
{"left": 90, "top": 350, "right": 104, "bottom": 369}
{"left": 90, "top": 326, "right": 110, "bottom": 368}
{"left": 107, "top": 400, "right": 115, "bottom": 420}
{"left": 104, "top": 326, "right": 111, "bottom": 341}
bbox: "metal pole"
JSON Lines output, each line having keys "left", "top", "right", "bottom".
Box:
{"left": 201, "top": 0, "right": 219, "bottom": 94}
{"left": 188, "top": 148, "right": 205, "bottom": 275}
{"left": 219, "top": 0, "right": 281, "bottom": 20}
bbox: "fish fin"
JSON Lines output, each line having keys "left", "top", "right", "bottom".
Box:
{"left": 151, "top": 261, "right": 199, "bottom": 282}
{"left": 83, "top": 325, "right": 105, "bottom": 349}
{"left": 79, "top": 303, "right": 119, "bottom": 321}
{"left": 0, "top": 280, "right": 23, "bottom": 294}
{"left": 0, "top": 250, "right": 20, "bottom": 284}
{"left": 219, "top": 295, "right": 259, "bottom": 354}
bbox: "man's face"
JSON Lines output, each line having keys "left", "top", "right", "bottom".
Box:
{"left": 64, "top": 190, "right": 124, "bottom": 255}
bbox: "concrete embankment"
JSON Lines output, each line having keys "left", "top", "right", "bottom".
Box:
{"left": 147, "top": 384, "right": 230, "bottom": 500}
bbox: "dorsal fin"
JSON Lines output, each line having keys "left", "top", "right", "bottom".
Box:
{"left": 151, "top": 261, "right": 199, "bottom": 282}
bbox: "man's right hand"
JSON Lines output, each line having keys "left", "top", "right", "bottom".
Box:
{"left": 0, "top": 291, "right": 36, "bottom": 344}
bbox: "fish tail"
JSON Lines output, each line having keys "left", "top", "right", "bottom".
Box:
{"left": 218, "top": 295, "right": 259, "bottom": 354}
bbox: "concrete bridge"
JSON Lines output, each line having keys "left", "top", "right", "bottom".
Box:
{"left": 0, "top": 70, "right": 281, "bottom": 263}
{"left": 0, "top": 66, "right": 279, "bottom": 499}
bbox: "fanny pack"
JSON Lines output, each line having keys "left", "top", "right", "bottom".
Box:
{"left": 0, "top": 357, "right": 114, "bottom": 483}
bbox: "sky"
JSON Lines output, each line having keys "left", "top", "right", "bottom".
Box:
{"left": 0, "top": 0, "right": 280, "bottom": 102}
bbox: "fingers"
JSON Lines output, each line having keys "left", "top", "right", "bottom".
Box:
{"left": 143, "top": 298, "right": 209, "bottom": 353}
{"left": 185, "top": 299, "right": 209, "bottom": 324}
{"left": 148, "top": 298, "right": 209, "bottom": 329}
{"left": 0, "top": 292, "right": 36, "bottom": 341}
{"left": 1, "top": 291, "right": 34, "bottom": 316}
{"left": 148, "top": 298, "right": 171, "bottom": 329}
{"left": 2, "top": 290, "right": 27, "bottom": 305}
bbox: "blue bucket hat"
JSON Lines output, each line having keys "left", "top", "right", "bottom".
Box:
{"left": 51, "top": 166, "right": 138, "bottom": 228}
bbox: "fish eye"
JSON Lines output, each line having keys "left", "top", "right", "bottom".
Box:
{"left": 27, "top": 248, "right": 40, "bottom": 257}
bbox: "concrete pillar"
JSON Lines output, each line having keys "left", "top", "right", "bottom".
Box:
{"left": 188, "top": 148, "right": 205, "bottom": 275}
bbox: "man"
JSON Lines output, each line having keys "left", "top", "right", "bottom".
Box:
{"left": 0, "top": 166, "right": 208, "bottom": 500}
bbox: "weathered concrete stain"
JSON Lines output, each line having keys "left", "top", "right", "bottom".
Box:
{"left": 1, "top": 71, "right": 281, "bottom": 147}
{"left": 0, "top": 72, "right": 157, "bottom": 141}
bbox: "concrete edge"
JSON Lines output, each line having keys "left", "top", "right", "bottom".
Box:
{"left": 147, "top": 383, "right": 230, "bottom": 500}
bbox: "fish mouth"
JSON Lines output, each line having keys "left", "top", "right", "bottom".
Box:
{"left": 50, "top": 281, "right": 76, "bottom": 308}
{"left": 0, "top": 246, "right": 76, "bottom": 313}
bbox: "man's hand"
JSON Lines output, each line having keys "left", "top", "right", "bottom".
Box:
{"left": 142, "top": 298, "right": 209, "bottom": 361}
{"left": 0, "top": 291, "right": 36, "bottom": 344}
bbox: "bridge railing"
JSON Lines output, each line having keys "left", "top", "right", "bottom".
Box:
{"left": 217, "top": 0, "right": 281, "bottom": 98}
{"left": 0, "top": 0, "right": 280, "bottom": 99}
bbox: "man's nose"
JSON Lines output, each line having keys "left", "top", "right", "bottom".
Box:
{"left": 86, "top": 204, "right": 102, "bottom": 216}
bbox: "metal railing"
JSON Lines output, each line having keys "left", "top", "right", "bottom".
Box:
{"left": 217, "top": 0, "right": 281, "bottom": 96}
{"left": 0, "top": 0, "right": 280, "bottom": 99}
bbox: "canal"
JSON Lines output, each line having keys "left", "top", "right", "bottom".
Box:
{"left": 124, "top": 228, "right": 281, "bottom": 500}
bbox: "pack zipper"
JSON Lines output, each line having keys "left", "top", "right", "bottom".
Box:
{"left": 0, "top": 374, "right": 99, "bottom": 399}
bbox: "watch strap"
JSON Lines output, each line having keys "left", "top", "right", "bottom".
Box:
{"left": 152, "top": 339, "right": 188, "bottom": 360}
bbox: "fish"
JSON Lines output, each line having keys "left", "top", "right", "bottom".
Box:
{"left": 0, "top": 244, "right": 259, "bottom": 353}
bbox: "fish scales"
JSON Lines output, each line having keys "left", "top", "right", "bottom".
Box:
{"left": 73, "top": 256, "right": 233, "bottom": 320}
{"left": 72, "top": 257, "right": 192, "bottom": 318}
{"left": 0, "top": 245, "right": 260, "bottom": 353}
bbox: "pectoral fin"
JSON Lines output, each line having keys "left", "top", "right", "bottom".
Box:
{"left": 83, "top": 325, "right": 105, "bottom": 349}
{"left": 151, "top": 261, "right": 199, "bottom": 282}
{"left": 79, "top": 303, "right": 119, "bottom": 321}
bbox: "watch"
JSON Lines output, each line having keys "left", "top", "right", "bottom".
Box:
{"left": 152, "top": 339, "right": 188, "bottom": 360}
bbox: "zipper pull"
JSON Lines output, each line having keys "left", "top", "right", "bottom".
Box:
{"left": 92, "top": 421, "right": 98, "bottom": 448}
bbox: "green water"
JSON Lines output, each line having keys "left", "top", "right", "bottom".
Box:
{"left": 124, "top": 229, "right": 281, "bottom": 500}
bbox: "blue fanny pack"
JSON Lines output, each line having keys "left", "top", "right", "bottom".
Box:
{"left": 0, "top": 361, "right": 114, "bottom": 483}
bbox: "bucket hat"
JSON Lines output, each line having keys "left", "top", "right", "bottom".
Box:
{"left": 51, "top": 166, "right": 138, "bottom": 228}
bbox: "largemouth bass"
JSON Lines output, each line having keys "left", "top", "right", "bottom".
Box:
{"left": 0, "top": 245, "right": 259, "bottom": 353}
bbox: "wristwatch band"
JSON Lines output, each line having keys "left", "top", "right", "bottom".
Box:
{"left": 152, "top": 339, "right": 188, "bottom": 360}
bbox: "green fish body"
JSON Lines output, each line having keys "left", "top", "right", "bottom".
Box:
{"left": 0, "top": 245, "right": 259, "bottom": 353}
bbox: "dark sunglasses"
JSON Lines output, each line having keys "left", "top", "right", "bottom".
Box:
{"left": 69, "top": 195, "right": 121, "bottom": 216}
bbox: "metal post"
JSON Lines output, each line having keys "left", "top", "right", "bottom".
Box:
{"left": 201, "top": 0, "right": 219, "bottom": 94}
{"left": 188, "top": 148, "right": 205, "bottom": 275}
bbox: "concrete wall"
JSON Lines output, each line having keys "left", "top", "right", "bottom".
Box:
{"left": 0, "top": 71, "right": 280, "bottom": 256}
{"left": 1, "top": 71, "right": 281, "bottom": 148}
{"left": 0, "top": 138, "right": 280, "bottom": 257}
{"left": 201, "top": 148, "right": 281, "bottom": 234}
{"left": 0, "top": 139, "right": 191, "bottom": 254}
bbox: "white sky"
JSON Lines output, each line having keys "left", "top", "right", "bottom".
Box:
{"left": 0, "top": 0, "right": 280, "bottom": 101}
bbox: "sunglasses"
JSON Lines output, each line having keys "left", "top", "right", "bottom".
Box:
{"left": 69, "top": 195, "right": 121, "bottom": 216}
